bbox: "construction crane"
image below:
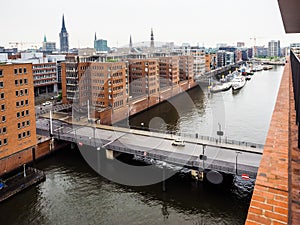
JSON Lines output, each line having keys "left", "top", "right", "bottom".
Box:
{"left": 9, "top": 42, "right": 39, "bottom": 50}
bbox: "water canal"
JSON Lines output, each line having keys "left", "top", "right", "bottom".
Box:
{"left": 0, "top": 66, "right": 283, "bottom": 225}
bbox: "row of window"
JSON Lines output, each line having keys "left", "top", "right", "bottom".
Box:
{"left": 0, "top": 138, "right": 8, "bottom": 147}
{"left": 15, "top": 79, "right": 28, "bottom": 86}
{"left": 17, "top": 110, "right": 30, "bottom": 118}
{"left": 14, "top": 68, "right": 27, "bottom": 75}
{"left": 16, "top": 99, "right": 29, "bottom": 108}
{"left": 18, "top": 130, "right": 31, "bottom": 140}
{"left": 16, "top": 89, "right": 29, "bottom": 97}
{"left": 18, "top": 120, "right": 30, "bottom": 129}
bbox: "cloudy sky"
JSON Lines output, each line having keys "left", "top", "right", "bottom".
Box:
{"left": 1, "top": 0, "right": 300, "bottom": 49}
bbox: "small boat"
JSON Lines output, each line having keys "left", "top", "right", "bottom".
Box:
{"left": 210, "top": 82, "right": 232, "bottom": 93}
{"left": 232, "top": 76, "right": 246, "bottom": 91}
{"left": 263, "top": 65, "right": 273, "bottom": 70}
{"left": 252, "top": 65, "right": 263, "bottom": 72}
{"left": 246, "top": 75, "right": 251, "bottom": 81}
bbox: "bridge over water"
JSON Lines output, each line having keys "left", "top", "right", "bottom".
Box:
{"left": 37, "top": 118, "right": 263, "bottom": 179}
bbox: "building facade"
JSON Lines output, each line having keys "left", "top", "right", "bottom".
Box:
{"left": 268, "top": 40, "right": 281, "bottom": 57}
{"left": 158, "top": 56, "right": 179, "bottom": 88}
{"left": 128, "top": 59, "right": 159, "bottom": 98}
{"left": 62, "top": 56, "right": 128, "bottom": 115}
{"left": 178, "top": 55, "right": 194, "bottom": 82}
{"left": 0, "top": 63, "right": 37, "bottom": 174}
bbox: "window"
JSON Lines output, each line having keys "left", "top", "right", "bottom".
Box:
{"left": 25, "top": 89, "right": 28, "bottom": 95}
{"left": 1, "top": 104, "right": 5, "bottom": 111}
{"left": 26, "top": 110, "right": 29, "bottom": 115}
{"left": 24, "top": 79, "right": 28, "bottom": 84}
{"left": 17, "top": 112, "right": 20, "bottom": 118}
{"left": 0, "top": 82, "right": 3, "bottom": 88}
{"left": 19, "top": 68, "right": 22, "bottom": 74}
{"left": 25, "top": 100, "right": 28, "bottom": 105}
{"left": 20, "top": 90, "right": 24, "bottom": 96}
{"left": 21, "top": 111, "right": 24, "bottom": 117}
{"left": 16, "top": 91, "right": 19, "bottom": 97}
{"left": 22, "top": 132, "right": 26, "bottom": 138}
{"left": 1, "top": 116, "right": 5, "bottom": 122}
{"left": 26, "top": 121, "right": 30, "bottom": 126}
{"left": 27, "top": 131, "right": 30, "bottom": 136}
{"left": 2, "top": 127, "right": 6, "bottom": 133}
{"left": 20, "top": 79, "right": 23, "bottom": 85}
{"left": 0, "top": 140, "right": 2, "bottom": 146}
{"left": 15, "top": 80, "right": 18, "bottom": 86}
{"left": 0, "top": 70, "right": 3, "bottom": 77}
{"left": 18, "top": 134, "right": 21, "bottom": 140}
{"left": 22, "top": 121, "right": 25, "bottom": 127}
{"left": 21, "top": 100, "right": 24, "bottom": 106}
{"left": 18, "top": 123, "right": 21, "bottom": 129}
{"left": 14, "top": 69, "right": 18, "bottom": 75}
{"left": 24, "top": 68, "right": 27, "bottom": 74}
{"left": 0, "top": 93, "right": 4, "bottom": 99}
{"left": 3, "top": 138, "right": 7, "bottom": 145}
{"left": 16, "top": 102, "right": 19, "bottom": 107}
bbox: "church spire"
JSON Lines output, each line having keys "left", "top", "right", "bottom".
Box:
{"left": 150, "top": 28, "right": 154, "bottom": 50}
{"left": 129, "top": 35, "right": 133, "bottom": 49}
{"left": 61, "top": 14, "right": 67, "bottom": 32}
{"left": 95, "top": 32, "right": 97, "bottom": 41}
{"left": 43, "top": 34, "right": 47, "bottom": 43}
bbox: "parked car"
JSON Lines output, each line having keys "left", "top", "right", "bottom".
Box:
{"left": 172, "top": 138, "right": 185, "bottom": 146}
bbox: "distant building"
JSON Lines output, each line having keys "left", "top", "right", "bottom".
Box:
{"left": 217, "top": 50, "right": 226, "bottom": 67}
{"left": 94, "top": 33, "right": 109, "bottom": 52}
{"left": 0, "top": 63, "right": 37, "bottom": 175}
{"left": 268, "top": 40, "right": 281, "bottom": 57}
{"left": 42, "top": 35, "right": 56, "bottom": 52}
{"left": 256, "top": 46, "right": 268, "bottom": 58}
{"left": 225, "top": 52, "right": 234, "bottom": 65}
{"left": 219, "top": 47, "right": 237, "bottom": 63}
{"left": 190, "top": 47, "right": 206, "bottom": 76}
{"left": 241, "top": 49, "right": 249, "bottom": 61}
{"left": 150, "top": 28, "right": 155, "bottom": 51}
{"left": 237, "top": 42, "right": 245, "bottom": 48}
{"left": 59, "top": 15, "right": 69, "bottom": 52}
{"left": 178, "top": 55, "right": 194, "bottom": 82}
{"left": 158, "top": 56, "right": 179, "bottom": 87}
{"left": 248, "top": 48, "right": 253, "bottom": 58}
{"left": 128, "top": 59, "right": 159, "bottom": 98}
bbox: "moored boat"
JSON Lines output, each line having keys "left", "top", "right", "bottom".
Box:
{"left": 231, "top": 76, "right": 246, "bottom": 91}
{"left": 209, "top": 82, "right": 232, "bottom": 93}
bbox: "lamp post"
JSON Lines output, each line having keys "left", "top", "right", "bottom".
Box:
{"left": 217, "top": 122, "right": 224, "bottom": 143}
{"left": 235, "top": 151, "right": 241, "bottom": 175}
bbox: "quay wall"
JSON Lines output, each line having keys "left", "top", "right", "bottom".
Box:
{"left": 245, "top": 60, "right": 291, "bottom": 224}
{"left": 0, "top": 139, "right": 69, "bottom": 176}
{"left": 98, "top": 81, "right": 196, "bottom": 125}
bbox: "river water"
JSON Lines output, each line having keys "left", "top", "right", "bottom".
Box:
{"left": 0, "top": 66, "right": 283, "bottom": 225}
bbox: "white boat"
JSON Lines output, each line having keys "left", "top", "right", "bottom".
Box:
{"left": 209, "top": 82, "right": 232, "bottom": 93}
{"left": 231, "top": 76, "right": 246, "bottom": 91}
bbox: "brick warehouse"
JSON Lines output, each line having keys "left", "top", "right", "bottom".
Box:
{"left": 0, "top": 63, "right": 37, "bottom": 175}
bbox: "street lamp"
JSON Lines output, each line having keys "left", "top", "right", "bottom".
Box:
{"left": 235, "top": 151, "right": 241, "bottom": 175}
{"left": 217, "top": 122, "right": 224, "bottom": 143}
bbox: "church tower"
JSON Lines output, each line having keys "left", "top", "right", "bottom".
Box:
{"left": 150, "top": 28, "right": 154, "bottom": 50}
{"left": 59, "top": 14, "right": 69, "bottom": 52}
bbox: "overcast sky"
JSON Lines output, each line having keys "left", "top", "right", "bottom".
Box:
{"left": 1, "top": 0, "right": 300, "bottom": 49}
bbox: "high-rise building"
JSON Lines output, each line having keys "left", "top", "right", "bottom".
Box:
{"left": 94, "top": 33, "right": 109, "bottom": 52}
{"left": 42, "top": 35, "right": 56, "bottom": 52}
{"left": 0, "top": 63, "right": 37, "bottom": 174}
{"left": 237, "top": 42, "right": 245, "bottom": 48}
{"left": 217, "top": 50, "right": 226, "bottom": 67}
{"left": 268, "top": 40, "right": 281, "bottom": 57}
{"left": 59, "top": 15, "right": 69, "bottom": 52}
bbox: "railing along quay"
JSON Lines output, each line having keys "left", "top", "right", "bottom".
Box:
{"left": 290, "top": 50, "right": 300, "bottom": 147}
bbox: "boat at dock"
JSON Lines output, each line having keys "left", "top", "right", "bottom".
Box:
{"left": 263, "top": 65, "right": 273, "bottom": 70}
{"left": 209, "top": 82, "right": 232, "bottom": 93}
{"left": 232, "top": 76, "right": 246, "bottom": 91}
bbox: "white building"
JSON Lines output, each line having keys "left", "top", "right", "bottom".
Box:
{"left": 268, "top": 40, "right": 281, "bottom": 57}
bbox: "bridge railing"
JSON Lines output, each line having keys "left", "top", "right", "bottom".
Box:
{"left": 291, "top": 50, "right": 300, "bottom": 148}
{"left": 126, "top": 125, "right": 264, "bottom": 149}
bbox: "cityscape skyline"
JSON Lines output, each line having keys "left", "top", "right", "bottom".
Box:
{"left": 1, "top": 0, "right": 300, "bottom": 49}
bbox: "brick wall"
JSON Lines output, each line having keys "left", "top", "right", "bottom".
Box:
{"left": 245, "top": 63, "right": 291, "bottom": 224}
